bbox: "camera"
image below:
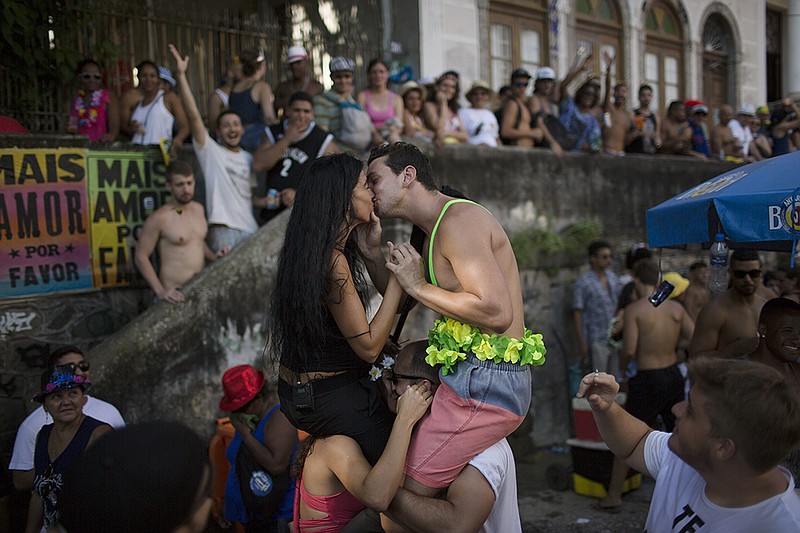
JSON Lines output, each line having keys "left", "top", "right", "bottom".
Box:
{"left": 648, "top": 280, "right": 675, "bottom": 307}
{"left": 292, "top": 382, "right": 315, "bottom": 412}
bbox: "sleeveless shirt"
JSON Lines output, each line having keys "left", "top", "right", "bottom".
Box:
{"left": 364, "top": 91, "right": 396, "bottom": 128}
{"left": 131, "top": 90, "right": 175, "bottom": 145}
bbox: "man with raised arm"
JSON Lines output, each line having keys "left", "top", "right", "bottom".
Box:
{"left": 134, "top": 159, "right": 225, "bottom": 303}
{"left": 168, "top": 44, "right": 267, "bottom": 253}
{"left": 365, "top": 143, "right": 545, "bottom": 519}
{"left": 577, "top": 358, "right": 800, "bottom": 530}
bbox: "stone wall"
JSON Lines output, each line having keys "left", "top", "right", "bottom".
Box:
{"left": 0, "top": 140, "right": 734, "bottom": 470}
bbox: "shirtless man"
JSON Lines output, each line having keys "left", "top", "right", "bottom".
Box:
{"left": 273, "top": 45, "right": 324, "bottom": 119}
{"left": 678, "top": 261, "right": 709, "bottom": 321}
{"left": 688, "top": 249, "right": 771, "bottom": 359}
{"left": 600, "top": 53, "right": 632, "bottom": 156}
{"left": 711, "top": 105, "right": 743, "bottom": 161}
{"left": 364, "top": 143, "right": 542, "bottom": 524}
{"left": 134, "top": 160, "right": 225, "bottom": 304}
{"left": 598, "top": 259, "right": 694, "bottom": 510}
{"left": 499, "top": 69, "right": 542, "bottom": 147}
{"left": 658, "top": 100, "right": 693, "bottom": 156}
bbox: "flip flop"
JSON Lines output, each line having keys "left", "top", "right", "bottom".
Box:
{"left": 592, "top": 501, "right": 621, "bottom": 514}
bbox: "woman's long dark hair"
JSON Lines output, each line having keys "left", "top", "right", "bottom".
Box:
{"left": 267, "top": 153, "right": 368, "bottom": 370}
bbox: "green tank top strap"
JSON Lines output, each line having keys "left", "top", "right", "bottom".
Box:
{"left": 428, "top": 199, "right": 488, "bottom": 286}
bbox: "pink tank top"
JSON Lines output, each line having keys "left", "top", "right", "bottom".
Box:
{"left": 364, "top": 91, "right": 396, "bottom": 128}
{"left": 293, "top": 474, "right": 365, "bottom": 533}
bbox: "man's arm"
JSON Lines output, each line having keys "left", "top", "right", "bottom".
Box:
{"left": 573, "top": 304, "right": 588, "bottom": 362}
{"left": 620, "top": 304, "right": 639, "bottom": 371}
{"left": 687, "top": 302, "right": 722, "bottom": 358}
{"left": 601, "top": 52, "right": 613, "bottom": 111}
{"left": 168, "top": 44, "right": 208, "bottom": 147}
{"left": 385, "top": 465, "right": 495, "bottom": 533}
{"left": 252, "top": 120, "right": 306, "bottom": 172}
{"left": 499, "top": 101, "right": 534, "bottom": 141}
{"left": 386, "top": 212, "right": 514, "bottom": 333}
{"left": 576, "top": 371, "right": 652, "bottom": 474}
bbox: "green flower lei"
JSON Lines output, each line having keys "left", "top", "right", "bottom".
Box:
{"left": 426, "top": 317, "right": 546, "bottom": 375}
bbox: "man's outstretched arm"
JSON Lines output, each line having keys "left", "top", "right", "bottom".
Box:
{"left": 576, "top": 371, "right": 651, "bottom": 475}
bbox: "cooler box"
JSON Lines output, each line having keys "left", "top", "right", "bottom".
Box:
{"left": 567, "top": 437, "right": 641, "bottom": 498}
{"left": 571, "top": 393, "right": 626, "bottom": 441}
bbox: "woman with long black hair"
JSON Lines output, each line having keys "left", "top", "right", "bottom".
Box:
{"left": 269, "top": 153, "right": 403, "bottom": 465}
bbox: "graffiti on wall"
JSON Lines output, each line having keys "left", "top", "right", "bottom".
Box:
{"left": 0, "top": 311, "right": 37, "bottom": 336}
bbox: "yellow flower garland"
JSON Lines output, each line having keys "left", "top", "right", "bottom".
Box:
{"left": 426, "top": 317, "right": 546, "bottom": 375}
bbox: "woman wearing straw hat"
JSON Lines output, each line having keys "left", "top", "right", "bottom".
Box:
{"left": 25, "top": 369, "right": 112, "bottom": 533}
{"left": 219, "top": 364, "right": 297, "bottom": 532}
{"left": 459, "top": 79, "right": 499, "bottom": 147}
{"left": 400, "top": 81, "right": 434, "bottom": 142}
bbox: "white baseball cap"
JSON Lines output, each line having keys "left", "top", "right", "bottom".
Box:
{"left": 287, "top": 46, "right": 308, "bottom": 64}
{"left": 536, "top": 66, "right": 556, "bottom": 81}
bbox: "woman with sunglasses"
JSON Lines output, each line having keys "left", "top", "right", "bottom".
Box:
{"left": 269, "top": 153, "right": 405, "bottom": 466}
{"left": 25, "top": 369, "right": 112, "bottom": 533}
{"left": 67, "top": 59, "right": 120, "bottom": 142}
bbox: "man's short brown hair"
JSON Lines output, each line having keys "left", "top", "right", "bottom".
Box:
{"left": 633, "top": 259, "right": 660, "bottom": 286}
{"left": 687, "top": 357, "right": 800, "bottom": 472}
{"left": 167, "top": 159, "right": 193, "bottom": 182}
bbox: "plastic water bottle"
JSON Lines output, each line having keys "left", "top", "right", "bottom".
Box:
{"left": 708, "top": 233, "right": 729, "bottom": 295}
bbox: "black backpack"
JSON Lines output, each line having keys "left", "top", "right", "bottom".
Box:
{"left": 235, "top": 442, "right": 291, "bottom": 523}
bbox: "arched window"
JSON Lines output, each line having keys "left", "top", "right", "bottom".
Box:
{"left": 575, "top": 0, "right": 624, "bottom": 86}
{"left": 702, "top": 13, "right": 736, "bottom": 110}
{"left": 643, "top": 1, "right": 684, "bottom": 112}
{"left": 489, "top": 1, "right": 548, "bottom": 93}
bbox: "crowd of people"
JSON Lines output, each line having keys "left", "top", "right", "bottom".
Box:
{"left": 573, "top": 239, "right": 800, "bottom": 524}
{"left": 7, "top": 42, "right": 800, "bottom": 532}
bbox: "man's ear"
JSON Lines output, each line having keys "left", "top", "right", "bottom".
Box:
{"left": 715, "top": 437, "right": 736, "bottom": 462}
{"left": 757, "top": 323, "right": 767, "bottom": 337}
{"left": 402, "top": 164, "right": 417, "bottom": 186}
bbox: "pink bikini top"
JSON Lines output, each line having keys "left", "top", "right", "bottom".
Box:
{"left": 293, "top": 474, "right": 366, "bottom": 533}
{"left": 364, "top": 90, "right": 396, "bottom": 128}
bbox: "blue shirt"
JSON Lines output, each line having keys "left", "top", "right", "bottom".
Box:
{"left": 559, "top": 96, "right": 601, "bottom": 152}
{"left": 573, "top": 268, "right": 622, "bottom": 344}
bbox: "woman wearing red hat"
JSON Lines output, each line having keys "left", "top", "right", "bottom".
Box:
{"left": 219, "top": 364, "right": 297, "bottom": 531}
{"left": 25, "top": 369, "right": 112, "bottom": 533}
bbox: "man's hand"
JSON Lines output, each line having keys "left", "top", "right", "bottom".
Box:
{"left": 170, "top": 138, "right": 182, "bottom": 155}
{"left": 281, "top": 188, "right": 296, "bottom": 207}
{"left": 229, "top": 413, "right": 249, "bottom": 436}
{"left": 168, "top": 44, "right": 189, "bottom": 76}
{"left": 385, "top": 241, "right": 426, "bottom": 298}
{"left": 159, "top": 286, "right": 185, "bottom": 304}
{"left": 284, "top": 120, "right": 306, "bottom": 144}
{"left": 602, "top": 50, "right": 615, "bottom": 69}
{"left": 353, "top": 211, "right": 383, "bottom": 255}
{"left": 576, "top": 371, "right": 619, "bottom": 412}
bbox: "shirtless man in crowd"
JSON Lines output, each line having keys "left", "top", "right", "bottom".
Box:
{"left": 711, "top": 104, "right": 743, "bottom": 161}
{"left": 688, "top": 249, "right": 771, "bottom": 358}
{"left": 678, "top": 261, "right": 709, "bottom": 321}
{"left": 134, "top": 160, "right": 226, "bottom": 303}
{"left": 600, "top": 52, "right": 632, "bottom": 156}
{"left": 658, "top": 100, "right": 693, "bottom": 156}
{"left": 598, "top": 259, "right": 694, "bottom": 510}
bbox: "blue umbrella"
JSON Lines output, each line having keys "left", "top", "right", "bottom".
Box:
{"left": 646, "top": 152, "right": 800, "bottom": 261}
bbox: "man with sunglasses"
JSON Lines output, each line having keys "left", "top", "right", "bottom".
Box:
{"left": 314, "top": 56, "right": 373, "bottom": 153}
{"left": 499, "top": 68, "right": 542, "bottom": 147}
{"left": 9, "top": 345, "right": 125, "bottom": 492}
{"left": 689, "top": 249, "right": 771, "bottom": 359}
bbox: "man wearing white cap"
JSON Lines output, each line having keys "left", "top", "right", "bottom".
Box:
{"left": 274, "top": 45, "right": 324, "bottom": 119}
{"left": 728, "top": 104, "right": 756, "bottom": 161}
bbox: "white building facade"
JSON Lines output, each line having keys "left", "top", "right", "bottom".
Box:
{"left": 418, "top": 0, "right": 799, "bottom": 112}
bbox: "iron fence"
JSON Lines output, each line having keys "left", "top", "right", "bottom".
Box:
{"left": 1, "top": 0, "right": 381, "bottom": 133}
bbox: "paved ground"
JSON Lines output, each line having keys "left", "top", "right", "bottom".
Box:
{"left": 515, "top": 447, "right": 653, "bottom": 532}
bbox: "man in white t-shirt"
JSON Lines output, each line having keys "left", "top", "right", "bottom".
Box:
{"left": 9, "top": 345, "right": 125, "bottom": 492}
{"left": 728, "top": 105, "right": 755, "bottom": 161}
{"left": 380, "top": 341, "right": 522, "bottom": 533}
{"left": 577, "top": 357, "right": 800, "bottom": 532}
{"left": 169, "top": 44, "right": 268, "bottom": 253}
